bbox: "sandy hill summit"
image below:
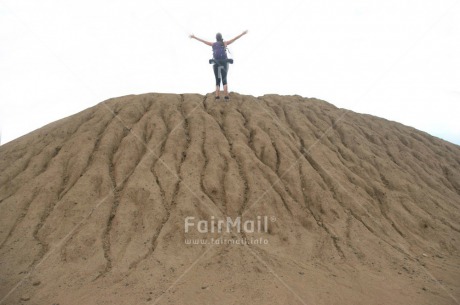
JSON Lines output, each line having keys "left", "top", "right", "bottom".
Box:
{"left": 0, "top": 92, "right": 459, "bottom": 305}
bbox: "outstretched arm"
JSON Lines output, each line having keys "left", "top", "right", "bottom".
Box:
{"left": 189, "top": 34, "right": 213, "bottom": 46}
{"left": 225, "top": 30, "right": 248, "bottom": 46}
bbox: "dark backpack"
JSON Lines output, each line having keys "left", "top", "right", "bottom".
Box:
{"left": 212, "top": 42, "right": 227, "bottom": 60}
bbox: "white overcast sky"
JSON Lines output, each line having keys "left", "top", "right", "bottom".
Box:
{"left": 1, "top": 0, "right": 459, "bottom": 145}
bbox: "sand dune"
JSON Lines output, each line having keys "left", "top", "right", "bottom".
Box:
{"left": 0, "top": 93, "right": 459, "bottom": 305}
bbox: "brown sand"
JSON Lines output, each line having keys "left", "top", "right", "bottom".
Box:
{"left": 0, "top": 93, "right": 459, "bottom": 305}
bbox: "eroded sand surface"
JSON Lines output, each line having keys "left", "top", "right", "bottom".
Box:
{"left": 1, "top": 93, "right": 459, "bottom": 304}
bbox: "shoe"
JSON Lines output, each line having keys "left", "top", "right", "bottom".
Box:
{"left": 224, "top": 96, "right": 230, "bottom": 101}
{"left": 215, "top": 96, "right": 220, "bottom": 100}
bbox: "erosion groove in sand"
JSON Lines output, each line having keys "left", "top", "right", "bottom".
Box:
{"left": 0, "top": 93, "right": 459, "bottom": 305}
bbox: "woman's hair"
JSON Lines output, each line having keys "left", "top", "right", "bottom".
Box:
{"left": 216, "top": 33, "right": 225, "bottom": 47}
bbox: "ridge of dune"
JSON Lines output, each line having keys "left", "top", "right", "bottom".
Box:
{"left": 0, "top": 92, "right": 459, "bottom": 305}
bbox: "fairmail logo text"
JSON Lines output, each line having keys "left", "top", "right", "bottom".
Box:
{"left": 184, "top": 216, "right": 274, "bottom": 233}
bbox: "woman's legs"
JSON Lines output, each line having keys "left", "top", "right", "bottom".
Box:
{"left": 213, "top": 63, "right": 229, "bottom": 98}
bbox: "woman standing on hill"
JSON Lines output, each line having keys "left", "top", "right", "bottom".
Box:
{"left": 190, "top": 30, "right": 248, "bottom": 100}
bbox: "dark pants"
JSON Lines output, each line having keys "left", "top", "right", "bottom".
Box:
{"left": 213, "top": 63, "right": 228, "bottom": 86}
